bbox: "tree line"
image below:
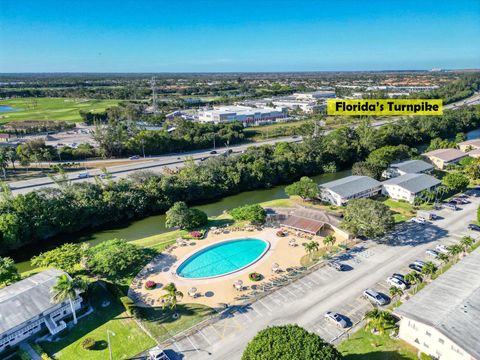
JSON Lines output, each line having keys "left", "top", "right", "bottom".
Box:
{"left": 0, "top": 106, "right": 479, "bottom": 254}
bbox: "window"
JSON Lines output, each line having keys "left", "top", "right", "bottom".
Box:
{"left": 438, "top": 338, "right": 444, "bottom": 344}
{"left": 423, "top": 342, "right": 429, "bottom": 349}
{"left": 425, "top": 331, "right": 431, "bottom": 337}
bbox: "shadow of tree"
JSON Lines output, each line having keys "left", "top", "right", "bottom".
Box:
{"left": 343, "top": 351, "right": 414, "bottom": 360}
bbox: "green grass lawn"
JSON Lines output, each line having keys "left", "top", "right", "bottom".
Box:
{"left": 338, "top": 327, "right": 417, "bottom": 360}
{"left": 40, "top": 283, "right": 156, "bottom": 360}
{"left": 136, "top": 304, "right": 216, "bottom": 342}
{"left": 0, "top": 97, "right": 120, "bottom": 123}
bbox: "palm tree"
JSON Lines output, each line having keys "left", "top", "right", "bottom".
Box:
{"left": 437, "top": 253, "right": 449, "bottom": 273}
{"left": 404, "top": 271, "right": 423, "bottom": 293}
{"left": 389, "top": 286, "right": 403, "bottom": 302}
{"left": 160, "top": 282, "right": 184, "bottom": 314}
{"left": 323, "top": 235, "right": 336, "bottom": 249}
{"left": 364, "top": 309, "right": 396, "bottom": 335}
{"left": 303, "top": 241, "right": 320, "bottom": 260}
{"left": 421, "top": 261, "right": 437, "bottom": 280}
{"left": 50, "top": 275, "right": 87, "bottom": 325}
{"left": 448, "top": 244, "right": 463, "bottom": 259}
{"left": 460, "top": 236, "right": 474, "bottom": 251}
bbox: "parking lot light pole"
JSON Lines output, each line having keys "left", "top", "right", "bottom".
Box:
{"left": 107, "top": 330, "right": 116, "bottom": 360}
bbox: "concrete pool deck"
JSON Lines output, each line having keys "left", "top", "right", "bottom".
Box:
{"left": 129, "top": 227, "right": 327, "bottom": 308}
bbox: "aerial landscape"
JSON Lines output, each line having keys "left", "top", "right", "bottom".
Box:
{"left": 1, "top": 1, "right": 480, "bottom": 360}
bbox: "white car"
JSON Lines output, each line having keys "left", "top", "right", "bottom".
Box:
{"left": 435, "top": 244, "right": 449, "bottom": 254}
{"left": 425, "top": 249, "right": 439, "bottom": 258}
{"left": 324, "top": 311, "right": 348, "bottom": 328}
{"left": 387, "top": 276, "right": 407, "bottom": 290}
{"left": 413, "top": 260, "right": 426, "bottom": 267}
{"left": 411, "top": 217, "right": 426, "bottom": 224}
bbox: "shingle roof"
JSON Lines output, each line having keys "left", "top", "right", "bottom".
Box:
{"left": 0, "top": 268, "right": 67, "bottom": 334}
{"left": 382, "top": 173, "right": 441, "bottom": 194}
{"left": 390, "top": 159, "right": 433, "bottom": 174}
{"left": 320, "top": 176, "right": 381, "bottom": 198}
{"left": 458, "top": 139, "right": 480, "bottom": 148}
{"left": 423, "top": 148, "right": 467, "bottom": 162}
{"left": 394, "top": 249, "right": 480, "bottom": 359}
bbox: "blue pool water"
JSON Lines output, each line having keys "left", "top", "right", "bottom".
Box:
{"left": 176, "top": 238, "right": 269, "bottom": 279}
{"left": 0, "top": 105, "right": 19, "bottom": 113}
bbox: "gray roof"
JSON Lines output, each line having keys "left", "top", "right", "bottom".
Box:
{"left": 382, "top": 173, "right": 441, "bottom": 194}
{"left": 0, "top": 268, "right": 67, "bottom": 334}
{"left": 423, "top": 148, "right": 467, "bottom": 162}
{"left": 390, "top": 159, "right": 433, "bottom": 174}
{"left": 320, "top": 175, "right": 381, "bottom": 198}
{"left": 394, "top": 249, "right": 480, "bottom": 359}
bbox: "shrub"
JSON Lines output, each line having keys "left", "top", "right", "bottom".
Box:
{"left": 229, "top": 204, "right": 267, "bottom": 224}
{"left": 249, "top": 272, "right": 263, "bottom": 281}
{"left": 190, "top": 230, "right": 203, "bottom": 238}
{"left": 145, "top": 280, "right": 156, "bottom": 290}
{"left": 81, "top": 337, "right": 96, "bottom": 350}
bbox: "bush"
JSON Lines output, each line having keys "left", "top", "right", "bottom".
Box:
{"left": 144, "top": 280, "right": 156, "bottom": 290}
{"left": 420, "top": 353, "right": 433, "bottom": 360}
{"left": 165, "top": 202, "right": 208, "bottom": 230}
{"left": 81, "top": 337, "right": 96, "bottom": 350}
{"left": 190, "top": 230, "right": 204, "bottom": 238}
{"left": 229, "top": 204, "right": 266, "bottom": 224}
{"left": 249, "top": 272, "right": 263, "bottom": 281}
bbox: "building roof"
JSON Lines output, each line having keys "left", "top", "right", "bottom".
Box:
{"left": 382, "top": 173, "right": 441, "bottom": 194}
{"left": 423, "top": 148, "right": 467, "bottom": 162}
{"left": 390, "top": 159, "right": 433, "bottom": 174}
{"left": 320, "top": 176, "right": 381, "bottom": 199}
{"left": 458, "top": 139, "right": 480, "bottom": 148}
{"left": 281, "top": 215, "right": 324, "bottom": 234}
{"left": 0, "top": 268, "right": 67, "bottom": 334}
{"left": 279, "top": 207, "right": 343, "bottom": 234}
{"left": 394, "top": 249, "right": 480, "bottom": 359}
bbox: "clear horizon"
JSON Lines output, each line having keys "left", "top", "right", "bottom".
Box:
{"left": 1, "top": 0, "right": 479, "bottom": 72}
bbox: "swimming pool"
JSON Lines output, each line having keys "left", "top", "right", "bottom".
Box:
{"left": 176, "top": 238, "right": 270, "bottom": 279}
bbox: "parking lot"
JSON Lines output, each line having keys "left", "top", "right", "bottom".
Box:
{"left": 156, "top": 195, "right": 480, "bottom": 360}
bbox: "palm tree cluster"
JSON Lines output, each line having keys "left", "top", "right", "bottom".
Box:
{"left": 303, "top": 241, "right": 320, "bottom": 260}
{"left": 160, "top": 282, "right": 184, "bottom": 313}
{"left": 364, "top": 308, "right": 397, "bottom": 334}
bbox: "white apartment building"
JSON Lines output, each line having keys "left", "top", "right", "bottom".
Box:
{"left": 319, "top": 175, "right": 382, "bottom": 206}
{"left": 0, "top": 269, "right": 82, "bottom": 353}
{"left": 381, "top": 173, "right": 441, "bottom": 204}
{"left": 198, "top": 105, "right": 287, "bottom": 125}
{"left": 394, "top": 248, "right": 480, "bottom": 360}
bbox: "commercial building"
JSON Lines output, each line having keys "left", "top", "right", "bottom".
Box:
{"left": 381, "top": 173, "right": 441, "bottom": 204}
{"left": 458, "top": 139, "right": 480, "bottom": 152}
{"left": 198, "top": 105, "right": 287, "bottom": 125}
{"left": 319, "top": 175, "right": 382, "bottom": 206}
{"left": 423, "top": 148, "right": 468, "bottom": 169}
{"left": 382, "top": 159, "right": 434, "bottom": 179}
{"left": 0, "top": 269, "right": 82, "bottom": 353}
{"left": 394, "top": 248, "right": 480, "bottom": 360}
{"left": 292, "top": 91, "right": 336, "bottom": 101}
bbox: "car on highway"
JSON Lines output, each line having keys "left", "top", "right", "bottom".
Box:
{"left": 409, "top": 263, "right": 423, "bottom": 272}
{"left": 327, "top": 261, "right": 347, "bottom": 271}
{"left": 129, "top": 155, "right": 140, "bottom": 160}
{"left": 363, "top": 288, "right": 388, "bottom": 306}
{"left": 468, "top": 224, "right": 480, "bottom": 231}
{"left": 387, "top": 276, "right": 407, "bottom": 290}
{"left": 411, "top": 217, "right": 426, "bottom": 224}
{"left": 324, "top": 311, "right": 348, "bottom": 328}
{"left": 435, "top": 244, "right": 449, "bottom": 254}
{"left": 425, "top": 249, "right": 439, "bottom": 258}
{"left": 77, "top": 172, "right": 90, "bottom": 179}
{"left": 209, "top": 150, "right": 217, "bottom": 154}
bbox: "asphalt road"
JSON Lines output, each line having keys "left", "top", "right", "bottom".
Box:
{"left": 163, "top": 194, "right": 480, "bottom": 360}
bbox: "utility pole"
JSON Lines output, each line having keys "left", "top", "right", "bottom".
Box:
{"left": 107, "top": 330, "right": 116, "bottom": 360}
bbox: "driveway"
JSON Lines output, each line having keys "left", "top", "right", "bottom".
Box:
{"left": 163, "top": 196, "right": 480, "bottom": 360}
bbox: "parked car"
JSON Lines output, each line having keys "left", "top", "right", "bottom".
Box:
{"left": 209, "top": 150, "right": 217, "bottom": 154}
{"left": 324, "top": 311, "right": 348, "bottom": 328}
{"left": 387, "top": 276, "right": 407, "bottom": 290}
{"left": 392, "top": 273, "right": 409, "bottom": 285}
{"left": 425, "top": 249, "right": 439, "bottom": 258}
{"left": 411, "top": 217, "right": 426, "bottom": 224}
{"left": 148, "top": 347, "right": 171, "bottom": 360}
{"left": 435, "top": 244, "right": 449, "bottom": 254}
{"left": 129, "top": 155, "right": 140, "bottom": 160}
{"left": 443, "top": 203, "right": 458, "bottom": 211}
{"left": 416, "top": 210, "right": 435, "bottom": 220}
{"left": 409, "top": 263, "right": 423, "bottom": 272}
{"left": 468, "top": 224, "right": 480, "bottom": 231}
{"left": 363, "top": 288, "right": 388, "bottom": 306}
{"left": 413, "top": 260, "right": 426, "bottom": 267}
{"left": 327, "top": 261, "right": 347, "bottom": 271}
{"left": 77, "top": 172, "right": 89, "bottom": 179}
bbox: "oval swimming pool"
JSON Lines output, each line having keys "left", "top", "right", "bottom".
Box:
{"left": 176, "top": 238, "right": 270, "bottom": 279}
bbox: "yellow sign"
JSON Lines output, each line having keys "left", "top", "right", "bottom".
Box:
{"left": 327, "top": 99, "right": 443, "bottom": 116}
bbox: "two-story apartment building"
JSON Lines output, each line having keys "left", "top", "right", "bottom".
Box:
{"left": 381, "top": 173, "right": 441, "bottom": 204}
{"left": 0, "top": 269, "right": 82, "bottom": 353}
{"left": 382, "top": 159, "right": 433, "bottom": 179}
{"left": 423, "top": 148, "right": 468, "bottom": 169}
{"left": 319, "top": 175, "right": 382, "bottom": 206}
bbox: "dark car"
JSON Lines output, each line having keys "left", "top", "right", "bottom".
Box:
{"left": 409, "top": 263, "right": 423, "bottom": 273}
{"left": 328, "top": 261, "right": 346, "bottom": 271}
{"left": 209, "top": 150, "right": 217, "bottom": 154}
{"left": 468, "top": 224, "right": 480, "bottom": 231}
{"left": 392, "top": 273, "right": 408, "bottom": 284}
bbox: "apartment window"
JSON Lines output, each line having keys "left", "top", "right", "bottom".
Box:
{"left": 425, "top": 331, "right": 431, "bottom": 337}
{"left": 423, "top": 342, "right": 429, "bottom": 349}
{"left": 438, "top": 338, "right": 444, "bottom": 344}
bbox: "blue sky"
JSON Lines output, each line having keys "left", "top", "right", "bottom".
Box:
{"left": 0, "top": 0, "right": 479, "bottom": 72}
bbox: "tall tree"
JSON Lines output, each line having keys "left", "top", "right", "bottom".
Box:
{"left": 50, "top": 274, "right": 86, "bottom": 324}
{"left": 0, "top": 256, "right": 20, "bottom": 287}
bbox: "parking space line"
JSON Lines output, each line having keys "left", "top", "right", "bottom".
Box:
{"left": 249, "top": 305, "right": 263, "bottom": 317}
{"left": 187, "top": 336, "right": 199, "bottom": 353}
{"left": 258, "top": 298, "right": 274, "bottom": 312}
{"left": 198, "top": 329, "right": 212, "bottom": 345}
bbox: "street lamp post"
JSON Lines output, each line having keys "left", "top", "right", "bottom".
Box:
{"left": 107, "top": 330, "right": 116, "bottom": 360}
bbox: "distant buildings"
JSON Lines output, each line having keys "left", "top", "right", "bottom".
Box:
{"left": 423, "top": 148, "right": 468, "bottom": 169}
{"left": 366, "top": 85, "right": 439, "bottom": 93}
{"left": 319, "top": 175, "right": 382, "bottom": 206}
{"left": 0, "top": 269, "right": 82, "bottom": 353}
{"left": 198, "top": 105, "right": 287, "bottom": 125}
{"left": 382, "top": 159, "right": 433, "bottom": 179}
{"left": 381, "top": 173, "right": 441, "bottom": 204}
{"left": 394, "top": 248, "right": 480, "bottom": 360}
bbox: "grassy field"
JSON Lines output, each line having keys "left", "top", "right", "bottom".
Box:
{"left": 338, "top": 327, "right": 417, "bottom": 360}
{"left": 41, "top": 282, "right": 156, "bottom": 360}
{"left": 0, "top": 97, "right": 120, "bottom": 123}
